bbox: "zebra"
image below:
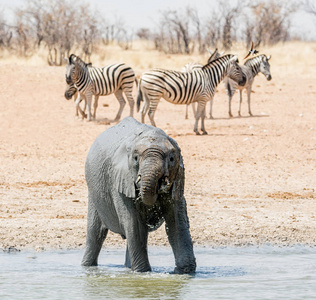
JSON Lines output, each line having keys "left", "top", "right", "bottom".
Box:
{"left": 225, "top": 54, "right": 272, "bottom": 117}
{"left": 181, "top": 48, "right": 224, "bottom": 119}
{"left": 64, "top": 62, "right": 94, "bottom": 119}
{"left": 137, "top": 54, "right": 246, "bottom": 135}
{"left": 64, "top": 82, "right": 87, "bottom": 119}
{"left": 65, "top": 54, "right": 137, "bottom": 122}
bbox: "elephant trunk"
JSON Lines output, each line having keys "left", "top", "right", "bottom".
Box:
{"left": 139, "top": 150, "right": 165, "bottom": 206}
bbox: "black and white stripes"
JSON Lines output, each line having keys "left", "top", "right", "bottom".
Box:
{"left": 225, "top": 54, "right": 272, "bottom": 117}
{"left": 137, "top": 54, "right": 246, "bottom": 135}
{"left": 65, "top": 54, "right": 136, "bottom": 121}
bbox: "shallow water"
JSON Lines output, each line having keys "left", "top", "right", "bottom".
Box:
{"left": 1, "top": 246, "right": 316, "bottom": 299}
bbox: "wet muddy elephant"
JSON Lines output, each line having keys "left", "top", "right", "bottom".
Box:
{"left": 82, "top": 117, "right": 196, "bottom": 274}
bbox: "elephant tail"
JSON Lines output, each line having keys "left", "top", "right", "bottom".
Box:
{"left": 136, "top": 79, "right": 143, "bottom": 112}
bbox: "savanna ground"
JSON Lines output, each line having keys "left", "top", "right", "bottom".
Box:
{"left": 0, "top": 41, "right": 315, "bottom": 252}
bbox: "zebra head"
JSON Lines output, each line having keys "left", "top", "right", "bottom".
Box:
{"left": 227, "top": 56, "right": 247, "bottom": 86}
{"left": 259, "top": 55, "right": 272, "bottom": 81}
{"left": 65, "top": 54, "right": 89, "bottom": 85}
{"left": 65, "top": 54, "right": 77, "bottom": 85}
{"left": 64, "top": 83, "right": 78, "bottom": 100}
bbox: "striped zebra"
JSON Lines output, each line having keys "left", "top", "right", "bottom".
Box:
{"left": 225, "top": 54, "right": 272, "bottom": 117}
{"left": 64, "top": 82, "right": 87, "bottom": 119}
{"left": 182, "top": 48, "right": 224, "bottom": 119}
{"left": 137, "top": 54, "right": 246, "bottom": 135}
{"left": 65, "top": 54, "right": 137, "bottom": 122}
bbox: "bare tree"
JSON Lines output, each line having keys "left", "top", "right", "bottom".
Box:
{"left": 8, "top": 0, "right": 102, "bottom": 64}
{"left": 204, "top": 10, "right": 221, "bottom": 49}
{"left": 305, "top": 0, "right": 316, "bottom": 15}
{"left": 244, "top": 0, "right": 297, "bottom": 46}
{"left": 156, "top": 9, "right": 192, "bottom": 54}
{"left": 0, "top": 12, "right": 13, "bottom": 50}
{"left": 218, "top": 0, "right": 244, "bottom": 50}
{"left": 189, "top": 8, "right": 204, "bottom": 54}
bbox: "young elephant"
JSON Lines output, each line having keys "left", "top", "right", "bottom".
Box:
{"left": 82, "top": 117, "right": 196, "bottom": 274}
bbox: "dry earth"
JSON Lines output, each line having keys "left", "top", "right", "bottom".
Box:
{"left": 0, "top": 42, "right": 315, "bottom": 252}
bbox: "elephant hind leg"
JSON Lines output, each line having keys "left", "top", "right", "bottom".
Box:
{"left": 82, "top": 201, "right": 108, "bottom": 266}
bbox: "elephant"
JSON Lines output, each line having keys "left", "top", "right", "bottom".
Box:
{"left": 82, "top": 116, "right": 196, "bottom": 274}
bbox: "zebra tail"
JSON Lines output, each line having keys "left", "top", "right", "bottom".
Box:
{"left": 136, "top": 79, "right": 143, "bottom": 112}
{"left": 226, "top": 80, "right": 233, "bottom": 98}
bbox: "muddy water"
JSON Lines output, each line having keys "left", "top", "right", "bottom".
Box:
{"left": 1, "top": 246, "right": 316, "bottom": 299}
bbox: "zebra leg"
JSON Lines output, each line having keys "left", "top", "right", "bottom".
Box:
{"left": 93, "top": 95, "right": 99, "bottom": 119}
{"left": 82, "top": 97, "right": 87, "bottom": 119}
{"left": 246, "top": 87, "right": 253, "bottom": 116}
{"left": 200, "top": 106, "right": 208, "bottom": 135}
{"left": 209, "top": 98, "right": 213, "bottom": 119}
{"left": 148, "top": 101, "right": 158, "bottom": 127}
{"left": 228, "top": 94, "right": 233, "bottom": 118}
{"left": 75, "top": 94, "right": 85, "bottom": 119}
{"left": 113, "top": 89, "right": 126, "bottom": 122}
{"left": 193, "top": 113, "right": 200, "bottom": 135}
{"left": 238, "top": 90, "right": 243, "bottom": 117}
{"left": 74, "top": 93, "right": 80, "bottom": 118}
{"left": 124, "top": 89, "right": 135, "bottom": 118}
{"left": 192, "top": 102, "right": 196, "bottom": 118}
{"left": 185, "top": 105, "right": 189, "bottom": 119}
{"left": 194, "top": 101, "right": 207, "bottom": 135}
{"left": 86, "top": 94, "right": 93, "bottom": 121}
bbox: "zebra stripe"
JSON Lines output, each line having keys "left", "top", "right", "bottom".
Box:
{"left": 65, "top": 54, "right": 136, "bottom": 121}
{"left": 225, "top": 54, "right": 272, "bottom": 117}
{"left": 64, "top": 82, "right": 88, "bottom": 119}
{"left": 137, "top": 54, "right": 246, "bottom": 135}
{"left": 181, "top": 48, "right": 224, "bottom": 119}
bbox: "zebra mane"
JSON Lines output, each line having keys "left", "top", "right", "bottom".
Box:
{"left": 69, "top": 54, "right": 89, "bottom": 68}
{"left": 244, "top": 54, "right": 268, "bottom": 76}
{"left": 202, "top": 54, "right": 233, "bottom": 70}
{"left": 244, "top": 54, "right": 266, "bottom": 67}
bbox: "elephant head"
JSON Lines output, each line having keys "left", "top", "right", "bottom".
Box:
{"left": 112, "top": 130, "right": 183, "bottom": 206}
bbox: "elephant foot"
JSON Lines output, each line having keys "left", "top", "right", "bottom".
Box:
{"left": 174, "top": 264, "right": 196, "bottom": 274}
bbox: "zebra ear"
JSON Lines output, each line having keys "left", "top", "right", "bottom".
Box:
{"left": 69, "top": 54, "right": 77, "bottom": 64}
{"left": 267, "top": 55, "right": 271, "bottom": 60}
{"left": 230, "top": 55, "right": 239, "bottom": 63}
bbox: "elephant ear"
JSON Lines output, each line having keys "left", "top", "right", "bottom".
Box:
{"left": 168, "top": 137, "right": 185, "bottom": 202}
{"left": 172, "top": 154, "right": 185, "bottom": 202}
{"left": 112, "top": 140, "right": 136, "bottom": 198}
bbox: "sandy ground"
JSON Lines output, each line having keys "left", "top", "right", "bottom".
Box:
{"left": 0, "top": 42, "right": 316, "bottom": 252}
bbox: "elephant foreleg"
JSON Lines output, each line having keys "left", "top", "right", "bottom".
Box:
{"left": 164, "top": 198, "right": 196, "bottom": 274}
{"left": 82, "top": 200, "right": 108, "bottom": 266}
{"left": 123, "top": 220, "right": 151, "bottom": 272}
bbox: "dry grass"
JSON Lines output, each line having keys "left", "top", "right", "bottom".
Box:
{"left": 0, "top": 40, "right": 316, "bottom": 250}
